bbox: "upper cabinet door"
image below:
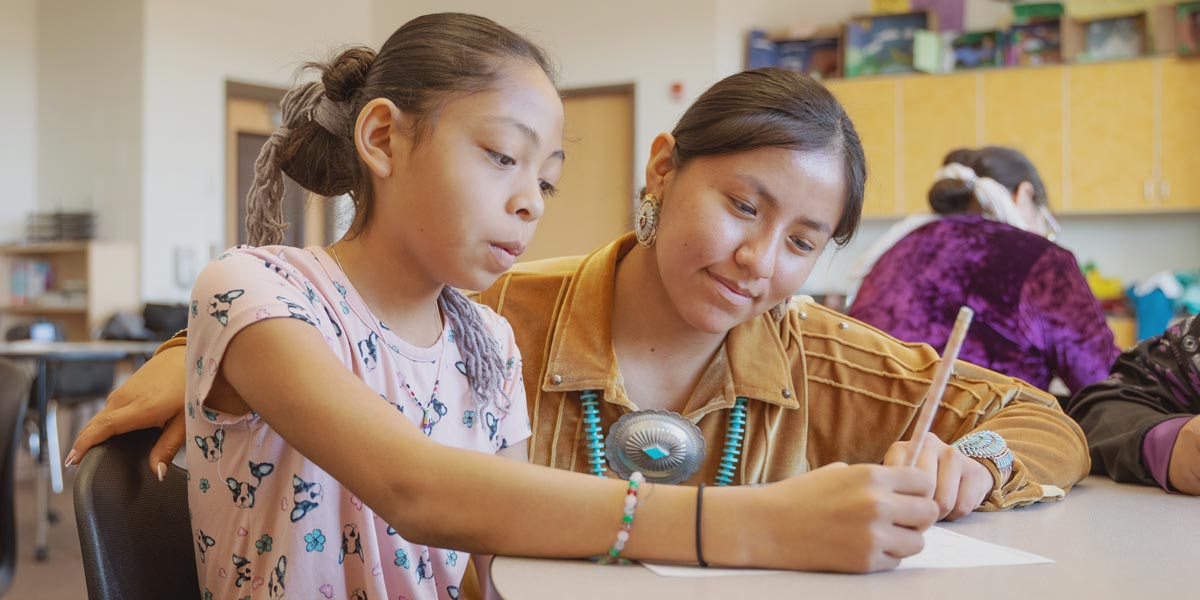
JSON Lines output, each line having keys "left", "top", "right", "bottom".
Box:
{"left": 980, "top": 66, "right": 1066, "bottom": 213}
{"left": 1067, "top": 60, "right": 1156, "bottom": 213}
{"left": 1160, "top": 57, "right": 1200, "bottom": 211}
{"left": 827, "top": 78, "right": 900, "bottom": 218}
{"left": 899, "top": 73, "right": 979, "bottom": 215}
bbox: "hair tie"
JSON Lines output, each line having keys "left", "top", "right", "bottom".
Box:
{"left": 312, "top": 97, "right": 354, "bottom": 138}
{"left": 934, "top": 162, "right": 979, "bottom": 188}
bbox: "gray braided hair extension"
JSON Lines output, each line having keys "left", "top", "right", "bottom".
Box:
{"left": 245, "top": 81, "right": 326, "bottom": 246}
{"left": 439, "top": 287, "right": 511, "bottom": 412}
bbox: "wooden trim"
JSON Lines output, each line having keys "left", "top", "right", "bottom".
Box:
{"left": 0, "top": 241, "right": 90, "bottom": 254}
{"left": 226, "top": 80, "right": 285, "bottom": 104}
{"left": 561, "top": 83, "right": 635, "bottom": 99}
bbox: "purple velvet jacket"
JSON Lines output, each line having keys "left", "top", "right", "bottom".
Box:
{"left": 848, "top": 215, "right": 1118, "bottom": 394}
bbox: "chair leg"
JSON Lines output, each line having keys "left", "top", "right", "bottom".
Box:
{"left": 34, "top": 443, "right": 49, "bottom": 561}
{"left": 47, "top": 401, "right": 63, "bottom": 494}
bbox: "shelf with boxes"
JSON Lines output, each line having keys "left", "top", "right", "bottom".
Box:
{"left": 746, "top": 2, "right": 1200, "bottom": 80}
{"left": 0, "top": 241, "right": 139, "bottom": 341}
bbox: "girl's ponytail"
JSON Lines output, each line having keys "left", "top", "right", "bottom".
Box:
{"left": 245, "top": 47, "right": 375, "bottom": 246}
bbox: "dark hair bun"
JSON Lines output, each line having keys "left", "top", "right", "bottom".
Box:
{"left": 941, "top": 147, "right": 976, "bottom": 167}
{"left": 928, "top": 178, "right": 976, "bottom": 215}
{"left": 318, "top": 46, "right": 376, "bottom": 103}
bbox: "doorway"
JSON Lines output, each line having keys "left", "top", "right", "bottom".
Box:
{"left": 520, "top": 84, "right": 636, "bottom": 262}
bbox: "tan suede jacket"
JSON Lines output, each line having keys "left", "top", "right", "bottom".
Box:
{"left": 472, "top": 233, "right": 1089, "bottom": 509}
{"left": 161, "top": 233, "right": 1089, "bottom": 508}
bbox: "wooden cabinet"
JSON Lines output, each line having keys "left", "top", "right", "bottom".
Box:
{"left": 826, "top": 78, "right": 900, "bottom": 217}
{"left": 899, "top": 73, "right": 978, "bottom": 214}
{"left": 1160, "top": 58, "right": 1200, "bottom": 210}
{"left": 0, "top": 241, "right": 138, "bottom": 341}
{"left": 980, "top": 66, "right": 1067, "bottom": 213}
{"left": 1066, "top": 61, "right": 1156, "bottom": 212}
{"left": 826, "top": 57, "right": 1199, "bottom": 218}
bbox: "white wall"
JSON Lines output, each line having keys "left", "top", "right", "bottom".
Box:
{"left": 369, "top": 0, "right": 719, "bottom": 203}
{"left": 0, "top": 0, "right": 37, "bottom": 243}
{"left": 36, "top": 0, "right": 142, "bottom": 246}
{"left": 140, "top": 0, "right": 372, "bottom": 301}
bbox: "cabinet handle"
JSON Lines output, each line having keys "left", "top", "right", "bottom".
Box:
{"left": 1144, "top": 180, "right": 1153, "bottom": 201}
{"left": 1160, "top": 180, "right": 1170, "bottom": 201}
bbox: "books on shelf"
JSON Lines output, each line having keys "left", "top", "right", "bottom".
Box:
{"left": 6, "top": 259, "right": 85, "bottom": 308}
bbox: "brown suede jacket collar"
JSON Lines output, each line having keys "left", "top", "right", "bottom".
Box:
{"left": 534, "top": 233, "right": 800, "bottom": 421}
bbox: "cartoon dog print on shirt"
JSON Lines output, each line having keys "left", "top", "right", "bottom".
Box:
{"left": 321, "top": 304, "right": 343, "bottom": 338}
{"left": 290, "top": 475, "right": 322, "bottom": 522}
{"left": 484, "top": 412, "right": 509, "bottom": 451}
{"left": 231, "top": 554, "right": 252, "bottom": 588}
{"left": 195, "top": 530, "right": 215, "bottom": 564}
{"left": 194, "top": 429, "right": 224, "bottom": 462}
{"left": 226, "top": 461, "right": 275, "bottom": 509}
{"left": 357, "top": 332, "right": 380, "bottom": 372}
{"left": 263, "top": 260, "right": 291, "bottom": 280}
{"left": 275, "top": 296, "right": 318, "bottom": 327}
{"left": 208, "top": 290, "right": 244, "bottom": 326}
{"left": 350, "top": 590, "right": 368, "bottom": 600}
{"left": 339, "top": 523, "right": 364, "bottom": 564}
{"left": 416, "top": 548, "right": 435, "bottom": 584}
{"left": 267, "top": 555, "right": 287, "bottom": 600}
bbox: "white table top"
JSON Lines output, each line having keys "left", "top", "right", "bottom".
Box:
{"left": 492, "top": 476, "right": 1199, "bottom": 599}
{"left": 0, "top": 340, "right": 162, "bottom": 359}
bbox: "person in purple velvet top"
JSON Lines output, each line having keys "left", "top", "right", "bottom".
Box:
{"left": 1064, "top": 314, "right": 1200, "bottom": 494}
{"left": 848, "top": 146, "right": 1118, "bottom": 395}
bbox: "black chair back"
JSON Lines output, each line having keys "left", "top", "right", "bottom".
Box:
{"left": 73, "top": 429, "right": 198, "bottom": 600}
{"left": 0, "top": 359, "right": 31, "bottom": 596}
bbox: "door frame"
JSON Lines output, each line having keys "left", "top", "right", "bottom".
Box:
{"left": 223, "top": 81, "right": 328, "bottom": 248}
{"left": 561, "top": 83, "right": 637, "bottom": 224}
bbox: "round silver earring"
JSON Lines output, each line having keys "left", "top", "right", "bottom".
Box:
{"left": 635, "top": 193, "right": 661, "bottom": 248}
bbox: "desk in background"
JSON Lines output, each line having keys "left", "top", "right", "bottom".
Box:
{"left": 0, "top": 341, "right": 160, "bottom": 560}
{"left": 492, "top": 476, "right": 1198, "bottom": 599}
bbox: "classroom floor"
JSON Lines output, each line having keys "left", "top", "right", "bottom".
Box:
{"left": 6, "top": 409, "right": 91, "bottom": 599}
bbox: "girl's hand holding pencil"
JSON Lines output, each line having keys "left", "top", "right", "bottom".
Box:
{"left": 882, "top": 307, "right": 994, "bottom": 521}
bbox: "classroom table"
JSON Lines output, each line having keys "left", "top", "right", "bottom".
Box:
{"left": 492, "top": 476, "right": 1198, "bottom": 599}
{"left": 0, "top": 340, "right": 161, "bottom": 560}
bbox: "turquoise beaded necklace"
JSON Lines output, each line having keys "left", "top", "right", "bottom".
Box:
{"left": 581, "top": 391, "right": 749, "bottom": 486}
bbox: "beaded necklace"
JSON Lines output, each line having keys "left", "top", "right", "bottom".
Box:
{"left": 402, "top": 336, "right": 448, "bottom": 437}
{"left": 581, "top": 391, "right": 749, "bottom": 486}
{"left": 329, "top": 244, "right": 447, "bottom": 434}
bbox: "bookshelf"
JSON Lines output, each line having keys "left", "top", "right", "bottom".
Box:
{"left": 0, "top": 241, "right": 138, "bottom": 341}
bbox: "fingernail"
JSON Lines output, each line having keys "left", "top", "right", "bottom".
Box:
{"left": 156, "top": 462, "right": 167, "bottom": 482}
{"left": 63, "top": 450, "right": 78, "bottom": 468}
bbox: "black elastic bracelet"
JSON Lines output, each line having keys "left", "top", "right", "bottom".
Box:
{"left": 695, "top": 483, "right": 709, "bottom": 568}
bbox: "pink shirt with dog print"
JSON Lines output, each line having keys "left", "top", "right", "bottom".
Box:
{"left": 184, "top": 245, "right": 530, "bottom": 600}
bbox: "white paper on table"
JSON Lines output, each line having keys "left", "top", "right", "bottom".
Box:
{"left": 641, "top": 526, "right": 1052, "bottom": 577}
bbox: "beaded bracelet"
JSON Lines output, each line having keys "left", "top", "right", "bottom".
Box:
{"left": 597, "top": 471, "right": 645, "bottom": 565}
